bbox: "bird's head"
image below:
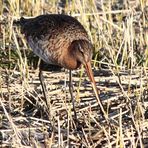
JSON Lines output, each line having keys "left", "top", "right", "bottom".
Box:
{"left": 70, "top": 39, "right": 93, "bottom": 66}
{"left": 70, "top": 40, "right": 97, "bottom": 91}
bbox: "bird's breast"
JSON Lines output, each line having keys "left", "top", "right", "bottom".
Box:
{"left": 60, "top": 52, "right": 81, "bottom": 70}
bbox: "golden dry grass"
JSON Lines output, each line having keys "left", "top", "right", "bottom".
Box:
{"left": 0, "top": 0, "right": 148, "bottom": 147}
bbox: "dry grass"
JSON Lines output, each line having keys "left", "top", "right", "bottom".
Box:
{"left": 0, "top": 0, "right": 148, "bottom": 147}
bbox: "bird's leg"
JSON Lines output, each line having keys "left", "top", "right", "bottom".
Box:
{"left": 69, "top": 70, "right": 78, "bottom": 123}
{"left": 39, "top": 71, "right": 48, "bottom": 105}
{"left": 39, "top": 60, "right": 50, "bottom": 112}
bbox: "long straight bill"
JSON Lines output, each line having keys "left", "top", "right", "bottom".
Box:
{"left": 84, "top": 61, "right": 108, "bottom": 120}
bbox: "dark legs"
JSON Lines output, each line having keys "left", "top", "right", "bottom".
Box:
{"left": 69, "top": 70, "right": 78, "bottom": 122}
{"left": 39, "top": 60, "right": 50, "bottom": 112}
{"left": 39, "top": 71, "right": 48, "bottom": 105}
{"left": 39, "top": 61, "right": 78, "bottom": 122}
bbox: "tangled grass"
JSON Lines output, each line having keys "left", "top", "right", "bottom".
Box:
{"left": 0, "top": 0, "right": 148, "bottom": 147}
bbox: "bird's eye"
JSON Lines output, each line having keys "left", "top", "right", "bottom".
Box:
{"left": 78, "top": 44, "right": 84, "bottom": 54}
{"left": 79, "top": 49, "right": 84, "bottom": 54}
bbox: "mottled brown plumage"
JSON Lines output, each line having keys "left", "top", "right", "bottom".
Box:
{"left": 18, "top": 14, "right": 92, "bottom": 70}
{"left": 15, "top": 14, "right": 107, "bottom": 121}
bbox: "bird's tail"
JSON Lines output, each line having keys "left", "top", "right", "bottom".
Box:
{"left": 13, "top": 17, "right": 26, "bottom": 26}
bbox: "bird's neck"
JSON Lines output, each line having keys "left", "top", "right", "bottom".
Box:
{"left": 61, "top": 49, "right": 81, "bottom": 70}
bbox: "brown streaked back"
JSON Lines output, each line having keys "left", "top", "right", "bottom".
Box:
{"left": 16, "top": 14, "right": 90, "bottom": 67}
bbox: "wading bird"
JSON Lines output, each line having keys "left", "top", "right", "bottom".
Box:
{"left": 14, "top": 14, "right": 107, "bottom": 121}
